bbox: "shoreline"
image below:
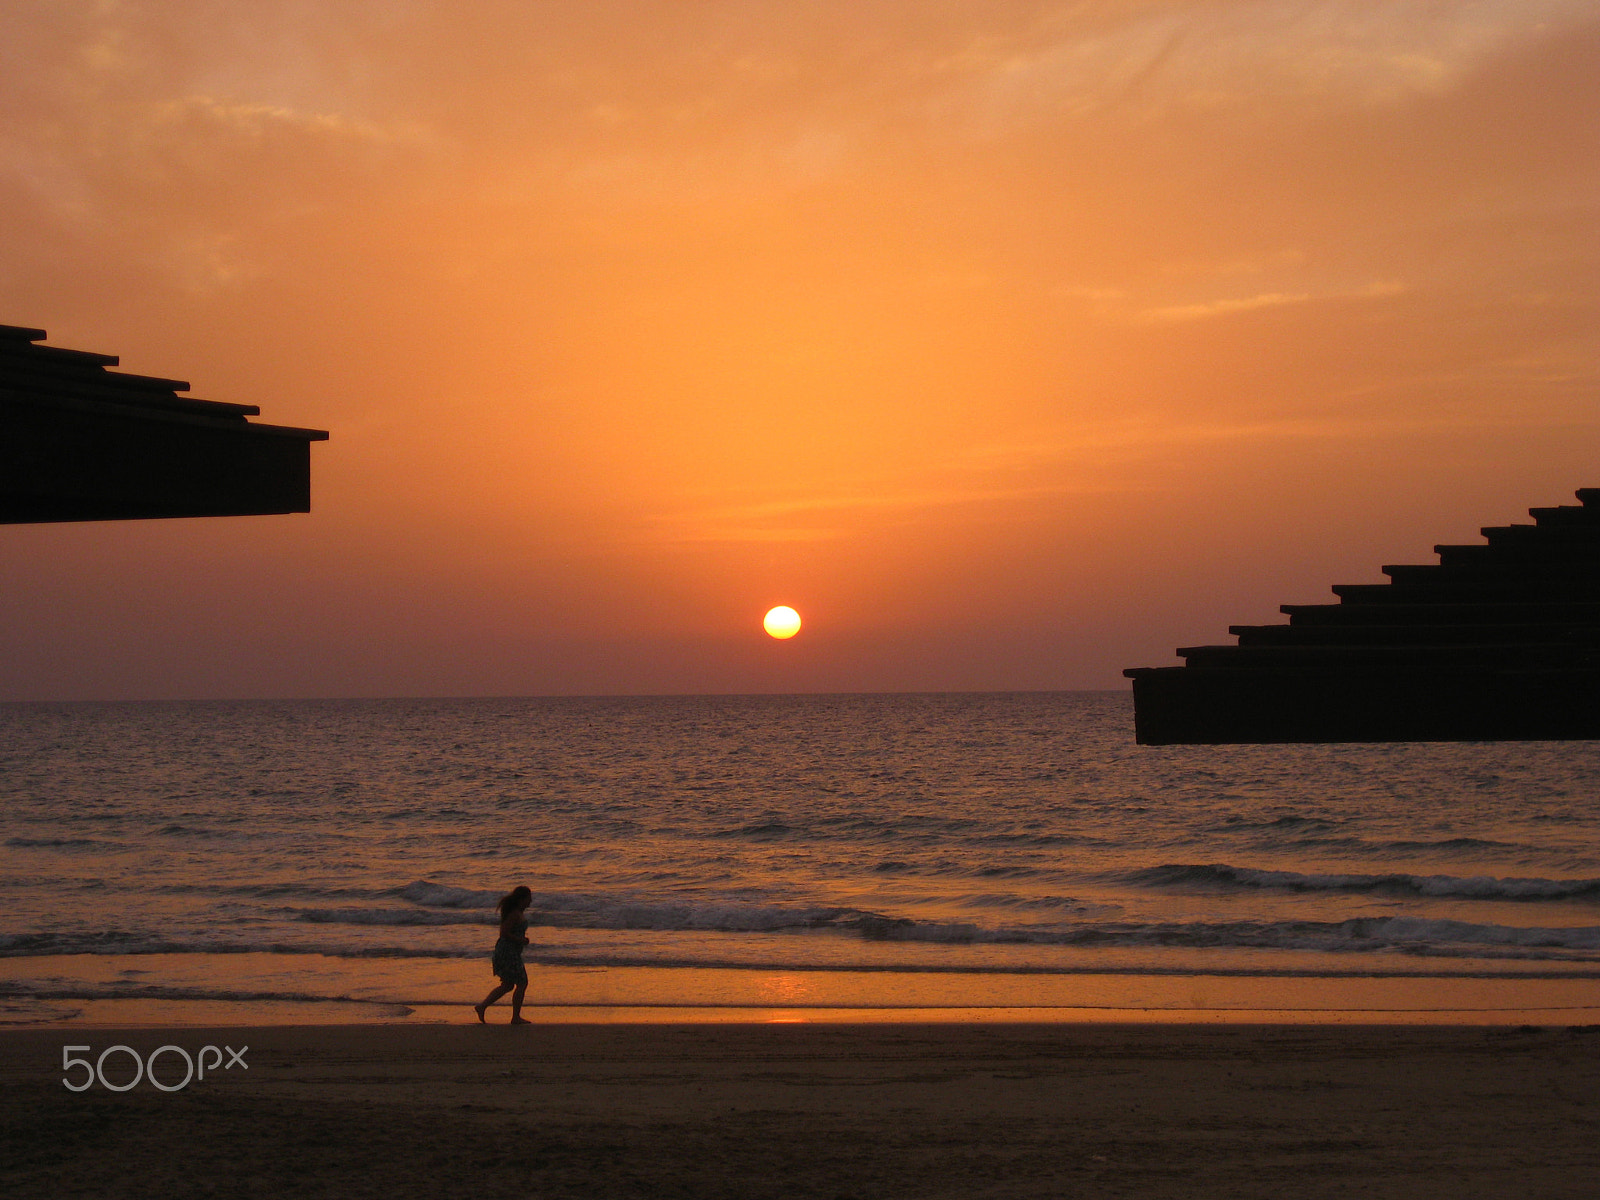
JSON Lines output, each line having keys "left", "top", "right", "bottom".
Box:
{"left": 18, "top": 999, "right": 1600, "bottom": 1028}
{"left": 6, "top": 954, "right": 1600, "bottom": 1027}
{"left": 4, "top": 1021, "right": 1596, "bottom": 1197}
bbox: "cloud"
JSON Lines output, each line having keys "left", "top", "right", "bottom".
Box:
{"left": 950, "top": 410, "right": 1459, "bottom": 476}
{"left": 147, "top": 94, "right": 418, "bottom": 147}
{"left": 644, "top": 401, "right": 1479, "bottom": 546}
{"left": 1135, "top": 280, "right": 1405, "bottom": 323}
{"left": 647, "top": 483, "right": 1082, "bottom": 545}
{"left": 949, "top": 0, "right": 1600, "bottom": 131}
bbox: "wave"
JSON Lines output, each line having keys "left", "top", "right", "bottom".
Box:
{"left": 1210, "top": 819, "right": 1561, "bottom": 859}
{"left": 1237, "top": 834, "right": 1579, "bottom": 865}
{"left": 1125, "top": 863, "right": 1600, "bottom": 901}
{"left": 386, "top": 879, "right": 1600, "bottom": 953}
{"left": 710, "top": 822, "right": 799, "bottom": 840}
{"left": 698, "top": 814, "right": 997, "bottom": 842}
{"left": 1058, "top": 916, "right": 1600, "bottom": 955}
{"left": 155, "top": 824, "right": 251, "bottom": 838}
{"left": 956, "top": 893, "right": 1096, "bottom": 912}
{"left": 549, "top": 897, "right": 867, "bottom": 934}
{"left": 295, "top": 907, "right": 493, "bottom": 927}
{"left": 0, "top": 931, "right": 482, "bottom": 959}
{"left": 10, "top": 875, "right": 1600, "bottom": 966}
{"left": 1219, "top": 814, "right": 1338, "bottom": 832}
{"left": 0, "top": 979, "right": 412, "bottom": 1014}
{"left": 831, "top": 915, "right": 1600, "bottom": 954}
{"left": 400, "top": 879, "right": 869, "bottom": 933}
{"left": 0, "top": 915, "right": 1593, "bottom": 972}
{"left": 973, "top": 833, "right": 1109, "bottom": 848}
{"left": 1382, "top": 837, "right": 1523, "bottom": 853}
{"left": 400, "top": 881, "right": 502, "bottom": 908}
{"left": 157, "top": 882, "right": 397, "bottom": 900}
{"left": 10, "top": 907, "right": 1600, "bottom": 965}
{"left": 4, "top": 837, "right": 112, "bottom": 849}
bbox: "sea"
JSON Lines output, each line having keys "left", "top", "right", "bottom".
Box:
{"left": 3, "top": 692, "right": 1599, "bottom": 1024}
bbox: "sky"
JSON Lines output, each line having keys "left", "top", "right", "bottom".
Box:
{"left": 1, "top": 0, "right": 1596, "bottom": 700}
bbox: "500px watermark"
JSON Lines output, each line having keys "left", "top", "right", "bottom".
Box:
{"left": 62, "top": 1044, "right": 248, "bottom": 1092}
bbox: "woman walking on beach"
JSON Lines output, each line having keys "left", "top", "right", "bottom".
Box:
{"left": 475, "top": 885, "right": 532, "bottom": 1025}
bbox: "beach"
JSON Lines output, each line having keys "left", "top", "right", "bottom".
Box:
{"left": 3, "top": 1020, "right": 1597, "bottom": 1198}
{"left": 6, "top": 696, "right": 1600, "bottom": 1194}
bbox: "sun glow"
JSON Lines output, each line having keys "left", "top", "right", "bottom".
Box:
{"left": 762, "top": 606, "right": 802, "bottom": 640}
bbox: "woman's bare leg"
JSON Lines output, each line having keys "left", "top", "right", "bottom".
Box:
{"left": 476, "top": 982, "right": 512, "bottom": 1022}
{"left": 510, "top": 982, "right": 529, "bottom": 1024}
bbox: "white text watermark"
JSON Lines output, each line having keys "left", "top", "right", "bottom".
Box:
{"left": 62, "top": 1044, "right": 248, "bottom": 1092}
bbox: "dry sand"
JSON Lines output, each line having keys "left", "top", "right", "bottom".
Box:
{"left": 2, "top": 1021, "right": 1598, "bottom": 1199}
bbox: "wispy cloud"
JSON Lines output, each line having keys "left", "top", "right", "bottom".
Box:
{"left": 645, "top": 404, "right": 1467, "bottom": 545}
{"left": 148, "top": 95, "right": 424, "bottom": 147}
{"left": 647, "top": 483, "right": 1082, "bottom": 545}
{"left": 949, "top": 410, "right": 1455, "bottom": 477}
{"left": 1135, "top": 280, "right": 1404, "bottom": 323}
{"left": 951, "top": 0, "right": 1599, "bottom": 131}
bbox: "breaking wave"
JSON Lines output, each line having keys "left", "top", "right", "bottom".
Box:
{"left": 9, "top": 877, "right": 1599, "bottom": 965}
{"left": 2, "top": 916, "right": 1600, "bottom": 972}
{"left": 1124, "top": 863, "right": 1600, "bottom": 901}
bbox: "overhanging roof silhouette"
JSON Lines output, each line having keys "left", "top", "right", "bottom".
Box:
{"left": 1125, "top": 489, "right": 1600, "bottom": 743}
{"left": 1, "top": 323, "right": 327, "bottom": 523}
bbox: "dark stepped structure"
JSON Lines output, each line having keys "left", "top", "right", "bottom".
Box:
{"left": 1, "top": 323, "right": 327, "bottom": 523}
{"left": 1124, "top": 489, "right": 1600, "bottom": 743}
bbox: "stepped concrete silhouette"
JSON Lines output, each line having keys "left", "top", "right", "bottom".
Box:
{"left": 1, "top": 323, "right": 327, "bottom": 523}
{"left": 1125, "top": 489, "right": 1600, "bottom": 743}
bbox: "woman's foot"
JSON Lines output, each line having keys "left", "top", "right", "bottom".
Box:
{"left": 474, "top": 1003, "right": 487, "bottom": 1024}
{"left": 510, "top": 1016, "right": 531, "bottom": 1025}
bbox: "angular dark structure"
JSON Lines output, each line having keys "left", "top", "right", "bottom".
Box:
{"left": 1125, "top": 489, "right": 1600, "bottom": 743}
{"left": 1, "top": 323, "right": 327, "bottom": 523}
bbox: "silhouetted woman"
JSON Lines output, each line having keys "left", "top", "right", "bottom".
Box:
{"left": 475, "top": 885, "right": 532, "bottom": 1024}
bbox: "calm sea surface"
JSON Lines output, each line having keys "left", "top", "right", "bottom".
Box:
{"left": 3, "top": 693, "right": 1599, "bottom": 1020}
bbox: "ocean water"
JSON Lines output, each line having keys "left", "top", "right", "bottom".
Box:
{"left": 2, "top": 692, "right": 1599, "bottom": 1022}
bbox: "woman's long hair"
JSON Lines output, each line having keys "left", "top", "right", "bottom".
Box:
{"left": 497, "top": 885, "right": 532, "bottom": 917}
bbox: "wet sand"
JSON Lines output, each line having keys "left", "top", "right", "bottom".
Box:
{"left": 2, "top": 1021, "right": 1598, "bottom": 1198}
{"left": 9, "top": 954, "right": 1600, "bottom": 1029}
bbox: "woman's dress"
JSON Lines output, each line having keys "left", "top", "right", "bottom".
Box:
{"left": 491, "top": 915, "right": 529, "bottom": 986}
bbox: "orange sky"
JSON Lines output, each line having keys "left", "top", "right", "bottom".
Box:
{"left": 2, "top": 1, "right": 1596, "bottom": 699}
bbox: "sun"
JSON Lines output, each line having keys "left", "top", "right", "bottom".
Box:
{"left": 762, "top": 606, "right": 802, "bottom": 640}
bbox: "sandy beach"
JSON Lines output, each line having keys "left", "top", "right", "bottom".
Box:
{"left": 3, "top": 1021, "right": 1597, "bottom": 1198}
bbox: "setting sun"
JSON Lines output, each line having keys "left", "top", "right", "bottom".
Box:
{"left": 762, "top": 606, "right": 802, "bottom": 640}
